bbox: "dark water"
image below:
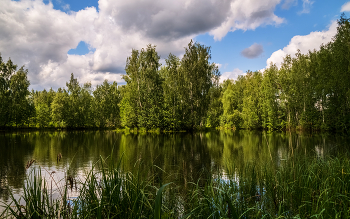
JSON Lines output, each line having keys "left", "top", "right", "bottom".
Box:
{"left": 0, "top": 130, "right": 349, "bottom": 204}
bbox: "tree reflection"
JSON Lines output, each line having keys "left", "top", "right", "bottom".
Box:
{"left": 0, "top": 130, "right": 349, "bottom": 203}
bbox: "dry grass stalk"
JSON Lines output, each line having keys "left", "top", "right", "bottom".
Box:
{"left": 25, "top": 159, "right": 35, "bottom": 169}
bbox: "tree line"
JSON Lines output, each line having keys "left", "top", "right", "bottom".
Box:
{"left": 1, "top": 15, "right": 350, "bottom": 132}
{"left": 0, "top": 40, "right": 219, "bottom": 130}
{"left": 220, "top": 15, "right": 350, "bottom": 132}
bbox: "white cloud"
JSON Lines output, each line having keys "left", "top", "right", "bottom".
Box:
{"left": 209, "top": 0, "right": 284, "bottom": 41}
{"left": 341, "top": 2, "right": 350, "bottom": 12}
{"left": 38, "top": 53, "right": 124, "bottom": 88}
{"left": 299, "top": 0, "right": 313, "bottom": 14}
{"left": 0, "top": 0, "right": 99, "bottom": 89}
{"left": 220, "top": 68, "right": 245, "bottom": 83}
{"left": 266, "top": 21, "right": 338, "bottom": 68}
{"left": 0, "top": 0, "right": 287, "bottom": 90}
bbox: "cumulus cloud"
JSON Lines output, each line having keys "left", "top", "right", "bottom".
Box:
{"left": 209, "top": 0, "right": 284, "bottom": 41}
{"left": 241, "top": 43, "right": 264, "bottom": 59}
{"left": 266, "top": 21, "right": 337, "bottom": 68}
{"left": 341, "top": 2, "right": 350, "bottom": 12}
{"left": 0, "top": 0, "right": 101, "bottom": 89}
{"left": 101, "top": 0, "right": 232, "bottom": 41}
{"left": 220, "top": 68, "right": 245, "bottom": 83}
{"left": 0, "top": 0, "right": 287, "bottom": 90}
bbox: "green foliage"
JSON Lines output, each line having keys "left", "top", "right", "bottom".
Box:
{"left": 261, "top": 64, "right": 284, "bottom": 130}
{"left": 35, "top": 103, "right": 50, "bottom": 127}
{"left": 241, "top": 71, "right": 262, "bottom": 129}
{"left": 0, "top": 55, "right": 32, "bottom": 127}
{"left": 205, "top": 86, "right": 223, "bottom": 128}
{"left": 161, "top": 54, "right": 182, "bottom": 130}
{"left": 2, "top": 15, "right": 350, "bottom": 132}
{"left": 121, "top": 41, "right": 220, "bottom": 131}
{"left": 219, "top": 15, "right": 350, "bottom": 132}
{"left": 93, "top": 80, "right": 121, "bottom": 127}
{"left": 121, "top": 45, "right": 164, "bottom": 129}
{"left": 179, "top": 40, "right": 220, "bottom": 129}
{"left": 51, "top": 88, "right": 69, "bottom": 127}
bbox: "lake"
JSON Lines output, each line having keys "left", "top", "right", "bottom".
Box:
{"left": 1, "top": 130, "right": 349, "bottom": 208}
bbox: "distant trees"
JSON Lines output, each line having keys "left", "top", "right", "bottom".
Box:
{"left": 50, "top": 74, "right": 121, "bottom": 128}
{"left": 176, "top": 41, "right": 220, "bottom": 129}
{"left": 0, "top": 55, "right": 32, "bottom": 127}
{"left": 51, "top": 88, "right": 69, "bottom": 127}
{"left": 120, "top": 45, "right": 164, "bottom": 129}
{"left": 120, "top": 41, "right": 220, "bottom": 130}
{"left": 161, "top": 41, "right": 220, "bottom": 130}
{"left": 93, "top": 80, "right": 121, "bottom": 127}
{"left": 1, "top": 14, "right": 350, "bottom": 132}
{"left": 219, "top": 14, "right": 350, "bottom": 132}
{"left": 0, "top": 60, "right": 122, "bottom": 128}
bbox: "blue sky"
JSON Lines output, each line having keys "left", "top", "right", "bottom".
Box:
{"left": 197, "top": 1, "right": 343, "bottom": 73}
{"left": 1, "top": 0, "right": 349, "bottom": 89}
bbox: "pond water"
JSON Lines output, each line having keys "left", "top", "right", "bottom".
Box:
{"left": 0, "top": 130, "right": 349, "bottom": 206}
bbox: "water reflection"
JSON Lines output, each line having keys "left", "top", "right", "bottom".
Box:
{"left": 0, "top": 130, "right": 349, "bottom": 203}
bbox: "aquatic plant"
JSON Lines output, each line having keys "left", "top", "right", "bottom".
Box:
{"left": 2, "top": 153, "right": 350, "bottom": 218}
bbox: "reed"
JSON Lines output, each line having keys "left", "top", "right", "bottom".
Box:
{"left": 1, "top": 168, "right": 70, "bottom": 218}
{"left": 2, "top": 154, "right": 175, "bottom": 218}
{"left": 2, "top": 153, "right": 350, "bottom": 218}
{"left": 187, "top": 155, "right": 350, "bottom": 218}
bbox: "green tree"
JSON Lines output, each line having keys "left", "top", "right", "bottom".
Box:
{"left": 51, "top": 88, "right": 69, "bottom": 127}
{"left": 121, "top": 44, "right": 163, "bottom": 129}
{"left": 205, "top": 85, "right": 223, "bottom": 128}
{"left": 179, "top": 40, "right": 220, "bottom": 129}
{"left": 160, "top": 54, "right": 182, "bottom": 130}
{"left": 93, "top": 80, "right": 121, "bottom": 127}
{"left": 65, "top": 73, "right": 93, "bottom": 128}
{"left": 32, "top": 88, "right": 56, "bottom": 127}
{"left": 220, "top": 77, "right": 245, "bottom": 129}
{"left": 325, "top": 14, "right": 350, "bottom": 131}
{"left": 0, "top": 56, "right": 17, "bottom": 127}
{"left": 241, "top": 71, "right": 262, "bottom": 129}
{"left": 261, "top": 64, "right": 283, "bottom": 130}
{"left": 35, "top": 103, "right": 50, "bottom": 127}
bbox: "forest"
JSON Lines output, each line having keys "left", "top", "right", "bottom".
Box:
{"left": 1, "top": 15, "right": 350, "bottom": 132}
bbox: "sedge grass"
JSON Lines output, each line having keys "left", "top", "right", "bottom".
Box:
{"left": 185, "top": 155, "right": 350, "bottom": 218}
{"left": 2, "top": 153, "right": 350, "bottom": 218}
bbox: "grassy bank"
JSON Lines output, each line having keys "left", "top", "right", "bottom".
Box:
{"left": 2, "top": 153, "right": 350, "bottom": 218}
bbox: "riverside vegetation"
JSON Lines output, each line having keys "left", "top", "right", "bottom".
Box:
{"left": 1, "top": 149, "right": 350, "bottom": 218}
{"left": 1, "top": 15, "right": 350, "bottom": 132}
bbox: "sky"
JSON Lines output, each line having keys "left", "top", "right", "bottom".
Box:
{"left": 0, "top": 0, "right": 349, "bottom": 90}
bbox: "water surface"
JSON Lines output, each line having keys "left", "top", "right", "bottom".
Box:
{"left": 0, "top": 130, "right": 349, "bottom": 204}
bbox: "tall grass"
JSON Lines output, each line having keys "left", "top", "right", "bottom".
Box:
{"left": 187, "top": 155, "right": 350, "bottom": 218}
{"left": 2, "top": 154, "right": 350, "bottom": 218}
{"left": 1, "top": 155, "right": 176, "bottom": 218}
{"left": 1, "top": 168, "right": 70, "bottom": 218}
